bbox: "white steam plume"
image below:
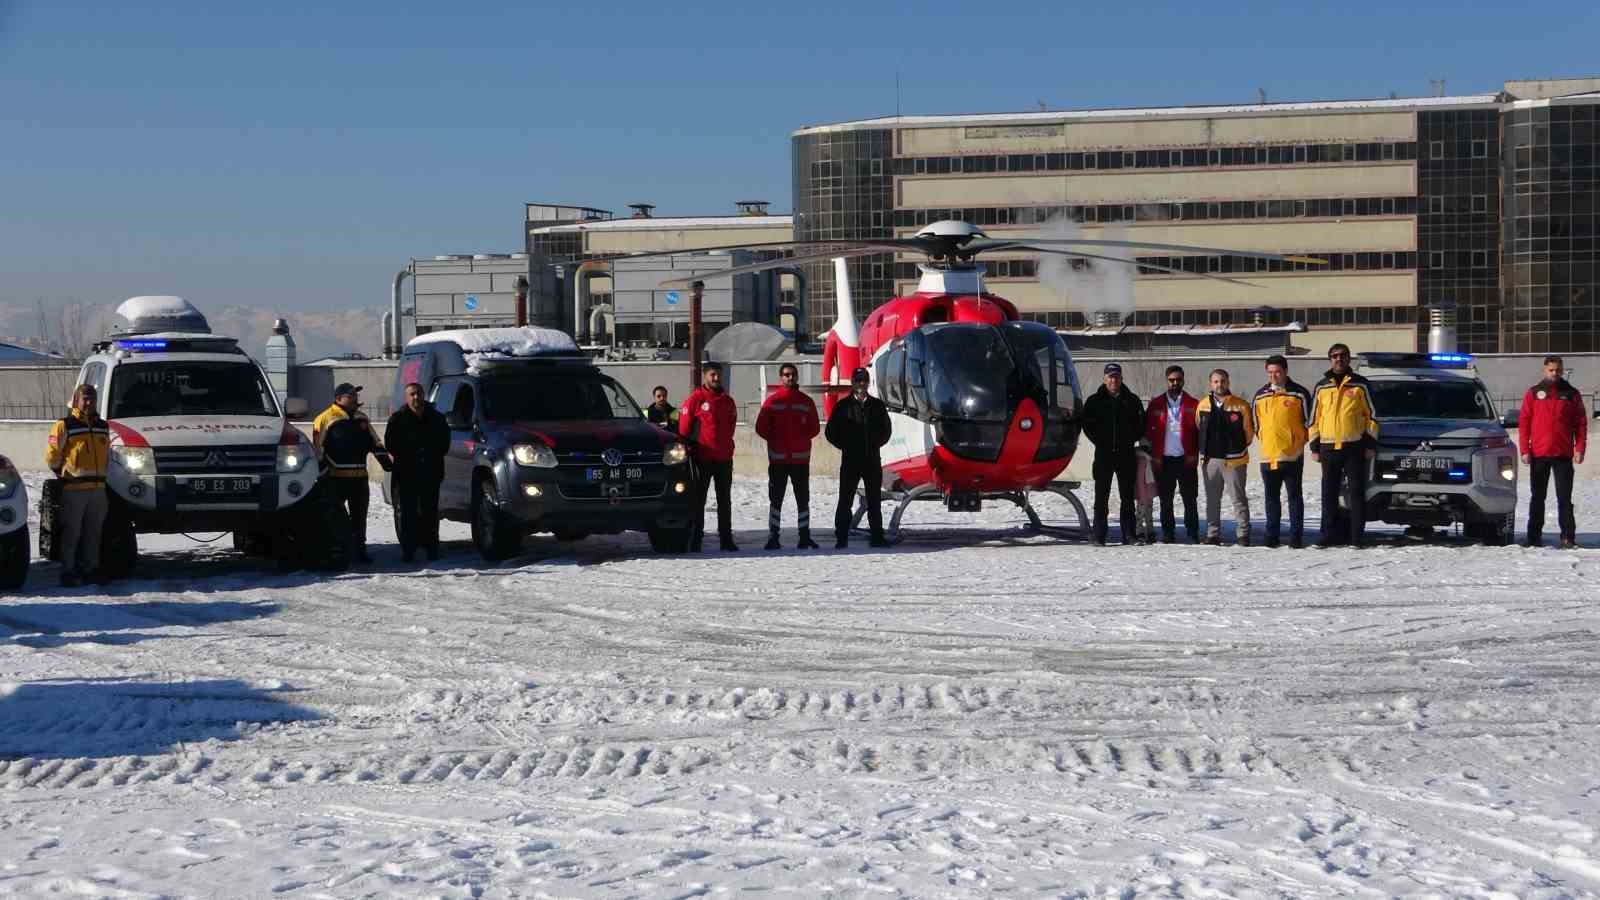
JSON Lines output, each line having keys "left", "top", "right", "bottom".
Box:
{"left": 1034, "top": 215, "right": 1137, "bottom": 323}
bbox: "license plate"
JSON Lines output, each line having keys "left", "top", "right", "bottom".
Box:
{"left": 1395, "top": 457, "right": 1452, "bottom": 472}
{"left": 182, "top": 477, "right": 256, "bottom": 497}
{"left": 585, "top": 466, "right": 644, "bottom": 482}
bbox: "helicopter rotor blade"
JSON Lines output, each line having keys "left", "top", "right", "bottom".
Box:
{"left": 603, "top": 238, "right": 917, "bottom": 264}
{"left": 1012, "top": 245, "right": 1262, "bottom": 287}
{"left": 656, "top": 246, "right": 889, "bottom": 289}
{"left": 972, "top": 237, "right": 1327, "bottom": 265}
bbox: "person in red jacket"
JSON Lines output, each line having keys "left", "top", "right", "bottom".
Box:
{"left": 754, "top": 362, "right": 821, "bottom": 551}
{"left": 1518, "top": 355, "right": 1588, "bottom": 548}
{"left": 678, "top": 361, "right": 739, "bottom": 551}
{"left": 1143, "top": 365, "right": 1201, "bottom": 543}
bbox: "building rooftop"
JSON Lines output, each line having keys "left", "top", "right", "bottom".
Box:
{"left": 530, "top": 214, "right": 793, "bottom": 234}
{"left": 794, "top": 94, "right": 1505, "bottom": 135}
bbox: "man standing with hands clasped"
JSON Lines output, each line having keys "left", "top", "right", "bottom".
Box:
{"left": 1144, "top": 364, "right": 1200, "bottom": 544}
{"left": 1081, "top": 363, "right": 1145, "bottom": 546}
{"left": 679, "top": 361, "right": 739, "bottom": 552}
{"left": 1253, "top": 356, "right": 1312, "bottom": 548}
{"left": 1196, "top": 369, "right": 1254, "bottom": 546}
{"left": 385, "top": 382, "right": 451, "bottom": 563}
{"left": 1308, "top": 344, "right": 1379, "bottom": 548}
{"left": 1518, "top": 355, "right": 1587, "bottom": 548}
{"left": 826, "top": 367, "right": 892, "bottom": 548}
{"left": 755, "top": 362, "right": 821, "bottom": 550}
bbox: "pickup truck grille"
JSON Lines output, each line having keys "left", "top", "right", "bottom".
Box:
{"left": 555, "top": 449, "right": 664, "bottom": 466}
{"left": 153, "top": 444, "right": 277, "bottom": 474}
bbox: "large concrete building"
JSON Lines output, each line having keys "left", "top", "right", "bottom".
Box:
{"left": 792, "top": 77, "right": 1600, "bottom": 355}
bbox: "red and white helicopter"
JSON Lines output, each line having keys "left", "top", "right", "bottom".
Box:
{"left": 658, "top": 221, "right": 1318, "bottom": 541}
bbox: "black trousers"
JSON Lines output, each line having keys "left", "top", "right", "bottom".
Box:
{"left": 1155, "top": 455, "right": 1199, "bottom": 541}
{"left": 767, "top": 463, "right": 811, "bottom": 532}
{"left": 836, "top": 460, "right": 883, "bottom": 541}
{"left": 691, "top": 459, "right": 734, "bottom": 546}
{"left": 1260, "top": 458, "right": 1305, "bottom": 546}
{"left": 1092, "top": 452, "right": 1138, "bottom": 544}
{"left": 393, "top": 476, "right": 441, "bottom": 559}
{"left": 1318, "top": 448, "right": 1368, "bottom": 545}
{"left": 331, "top": 477, "right": 370, "bottom": 554}
{"left": 1527, "top": 456, "right": 1577, "bottom": 541}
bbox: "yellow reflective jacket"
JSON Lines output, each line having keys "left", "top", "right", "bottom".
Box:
{"left": 1308, "top": 370, "right": 1379, "bottom": 451}
{"left": 45, "top": 408, "right": 110, "bottom": 492}
{"left": 1252, "top": 380, "right": 1312, "bottom": 468}
{"left": 1195, "top": 392, "right": 1254, "bottom": 467}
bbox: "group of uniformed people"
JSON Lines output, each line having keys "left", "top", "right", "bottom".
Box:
{"left": 32, "top": 347, "right": 1587, "bottom": 585}
{"left": 1080, "top": 344, "right": 1587, "bottom": 549}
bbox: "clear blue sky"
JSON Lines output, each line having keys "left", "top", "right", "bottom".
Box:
{"left": 2, "top": 0, "right": 1595, "bottom": 315}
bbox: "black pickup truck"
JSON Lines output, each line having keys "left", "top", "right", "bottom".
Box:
{"left": 387, "top": 328, "right": 696, "bottom": 560}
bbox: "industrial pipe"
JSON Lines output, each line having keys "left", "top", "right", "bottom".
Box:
{"left": 381, "top": 310, "right": 394, "bottom": 358}
{"left": 573, "top": 261, "right": 608, "bottom": 343}
{"left": 768, "top": 266, "right": 809, "bottom": 346}
{"left": 389, "top": 266, "right": 412, "bottom": 358}
{"left": 514, "top": 275, "right": 530, "bottom": 328}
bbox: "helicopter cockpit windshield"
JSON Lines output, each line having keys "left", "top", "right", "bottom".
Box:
{"left": 1000, "top": 321, "right": 1080, "bottom": 417}
{"left": 920, "top": 324, "right": 1011, "bottom": 423}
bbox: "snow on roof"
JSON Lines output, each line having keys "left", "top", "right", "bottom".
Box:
{"left": 408, "top": 326, "right": 578, "bottom": 358}
{"left": 794, "top": 94, "right": 1502, "bottom": 135}
{"left": 114, "top": 295, "right": 212, "bottom": 334}
{"left": 531, "top": 215, "right": 792, "bottom": 235}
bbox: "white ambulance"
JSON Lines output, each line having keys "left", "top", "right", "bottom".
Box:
{"left": 45, "top": 296, "right": 343, "bottom": 574}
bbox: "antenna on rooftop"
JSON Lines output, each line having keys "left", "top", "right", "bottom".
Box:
{"left": 1257, "top": 87, "right": 1267, "bottom": 104}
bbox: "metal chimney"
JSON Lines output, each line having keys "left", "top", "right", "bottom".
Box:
{"left": 1427, "top": 300, "right": 1458, "bottom": 354}
{"left": 264, "top": 318, "right": 296, "bottom": 406}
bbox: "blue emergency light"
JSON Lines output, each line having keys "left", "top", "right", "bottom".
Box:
{"left": 115, "top": 339, "right": 169, "bottom": 351}
{"left": 1429, "top": 353, "right": 1473, "bottom": 365}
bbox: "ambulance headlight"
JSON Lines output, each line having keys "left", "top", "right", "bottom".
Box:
{"left": 1498, "top": 456, "right": 1516, "bottom": 481}
{"left": 513, "top": 443, "right": 557, "bottom": 468}
{"left": 0, "top": 476, "right": 15, "bottom": 500}
{"left": 276, "top": 445, "right": 308, "bottom": 473}
{"left": 663, "top": 442, "right": 689, "bottom": 466}
{"left": 116, "top": 446, "right": 155, "bottom": 475}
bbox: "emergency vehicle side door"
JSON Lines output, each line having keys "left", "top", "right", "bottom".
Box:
{"left": 443, "top": 380, "right": 481, "bottom": 515}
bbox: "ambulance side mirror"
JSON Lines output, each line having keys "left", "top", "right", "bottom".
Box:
{"left": 1499, "top": 407, "right": 1519, "bottom": 429}
{"left": 284, "top": 397, "right": 309, "bottom": 418}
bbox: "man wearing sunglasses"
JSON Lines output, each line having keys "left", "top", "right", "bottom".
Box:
{"left": 1308, "top": 343, "right": 1379, "bottom": 548}
{"left": 1143, "top": 365, "right": 1200, "bottom": 543}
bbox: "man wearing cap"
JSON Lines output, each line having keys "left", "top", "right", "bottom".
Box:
{"left": 314, "top": 384, "right": 392, "bottom": 564}
{"left": 1080, "top": 363, "right": 1145, "bottom": 545}
{"left": 678, "top": 362, "right": 739, "bottom": 551}
{"left": 826, "top": 367, "right": 892, "bottom": 548}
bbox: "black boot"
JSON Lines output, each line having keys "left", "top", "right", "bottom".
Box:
{"left": 764, "top": 529, "right": 781, "bottom": 550}
{"left": 797, "top": 528, "right": 820, "bottom": 549}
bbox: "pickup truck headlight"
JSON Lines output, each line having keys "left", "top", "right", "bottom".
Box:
{"left": 663, "top": 442, "right": 689, "bottom": 466}
{"left": 276, "top": 444, "right": 309, "bottom": 473}
{"left": 1478, "top": 435, "right": 1511, "bottom": 450}
{"left": 513, "top": 443, "right": 558, "bottom": 468}
{"left": 115, "top": 446, "right": 155, "bottom": 475}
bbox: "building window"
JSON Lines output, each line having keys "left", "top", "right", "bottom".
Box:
{"left": 1383, "top": 143, "right": 1396, "bottom": 160}
{"left": 1472, "top": 194, "right": 1488, "bottom": 213}
{"left": 1430, "top": 141, "right": 1444, "bottom": 159}
{"left": 1207, "top": 148, "right": 1220, "bottom": 166}
{"left": 1472, "top": 250, "right": 1489, "bottom": 268}
{"left": 1430, "top": 251, "right": 1444, "bottom": 268}
{"left": 870, "top": 159, "right": 882, "bottom": 176}
{"left": 1429, "top": 196, "right": 1444, "bottom": 214}
{"left": 1471, "top": 139, "right": 1487, "bottom": 158}
{"left": 1343, "top": 144, "right": 1356, "bottom": 161}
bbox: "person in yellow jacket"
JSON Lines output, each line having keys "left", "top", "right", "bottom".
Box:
{"left": 44, "top": 384, "right": 111, "bottom": 586}
{"left": 313, "top": 383, "right": 392, "bottom": 564}
{"left": 1252, "top": 355, "right": 1313, "bottom": 548}
{"left": 1196, "top": 369, "right": 1254, "bottom": 545}
{"left": 1307, "top": 343, "right": 1380, "bottom": 548}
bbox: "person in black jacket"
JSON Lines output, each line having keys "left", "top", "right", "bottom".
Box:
{"left": 384, "top": 382, "right": 451, "bottom": 562}
{"left": 825, "top": 367, "right": 893, "bottom": 548}
{"left": 1080, "top": 363, "right": 1146, "bottom": 545}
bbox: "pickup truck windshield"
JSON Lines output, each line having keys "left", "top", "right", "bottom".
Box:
{"left": 108, "top": 361, "right": 279, "bottom": 418}
{"left": 1369, "top": 380, "right": 1495, "bottom": 420}
{"left": 480, "top": 371, "right": 643, "bottom": 421}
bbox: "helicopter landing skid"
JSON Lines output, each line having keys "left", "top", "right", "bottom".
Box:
{"left": 849, "top": 481, "right": 1090, "bottom": 545}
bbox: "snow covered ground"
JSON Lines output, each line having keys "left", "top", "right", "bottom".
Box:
{"left": 3, "top": 469, "right": 1599, "bottom": 898}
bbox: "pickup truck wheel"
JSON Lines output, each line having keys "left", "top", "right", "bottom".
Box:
{"left": 0, "top": 526, "right": 28, "bottom": 591}
{"left": 1466, "top": 513, "right": 1514, "bottom": 546}
{"left": 99, "top": 502, "right": 138, "bottom": 580}
{"left": 648, "top": 525, "right": 691, "bottom": 554}
{"left": 233, "top": 530, "right": 272, "bottom": 557}
{"left": 471, "top": 479, "right": 521, "bottom": 562}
